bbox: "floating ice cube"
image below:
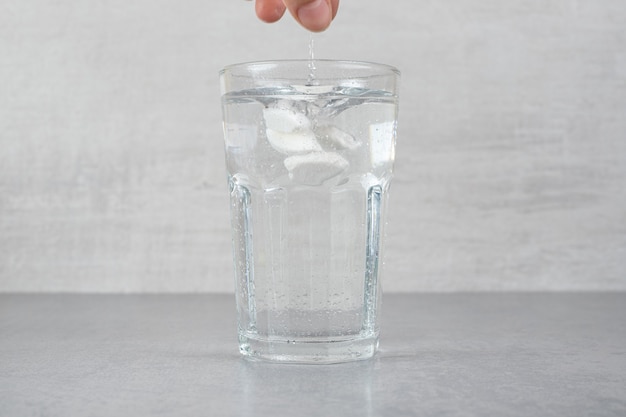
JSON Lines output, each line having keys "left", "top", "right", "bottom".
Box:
{"left": 263, "top": 106, "right": 311, "bottom": 132}
{"left": 283, "top": 152, "right": 349, "bottom": 186}
{"left": 316, "top": 125, "right": 361, "bottom": 150}
{"left": 266, "top": 129, "right": 322, "bottom": 154}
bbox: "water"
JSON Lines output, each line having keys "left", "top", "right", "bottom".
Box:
{"left": 222, "top": 85, "right": 397, "bottom": 362}
{"left": 307, "top": 35, "right": 317, "bottom": 85}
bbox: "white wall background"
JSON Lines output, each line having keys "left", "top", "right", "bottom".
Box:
{"left": 1, "top": 0, "right": 625, "bottom": 293}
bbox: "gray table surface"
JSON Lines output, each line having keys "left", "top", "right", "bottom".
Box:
{"left": 1, "top": 293, "right": 625, "bottom": 416}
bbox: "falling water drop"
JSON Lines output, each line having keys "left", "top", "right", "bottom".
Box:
{"left": 307, "top": 34, "right": 319, "bottom": 86}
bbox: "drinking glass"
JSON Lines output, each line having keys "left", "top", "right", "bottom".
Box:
{"left": 220, "top": 60, "right": 400, "bottom": 363}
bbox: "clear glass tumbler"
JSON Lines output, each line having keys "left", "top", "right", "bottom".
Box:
{"left": 220, "top": 60, "right": 400, "bottom": 363}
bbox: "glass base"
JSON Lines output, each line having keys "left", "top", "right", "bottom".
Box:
{"left": 238, "top": 333, "right": 379, "bottom": 364}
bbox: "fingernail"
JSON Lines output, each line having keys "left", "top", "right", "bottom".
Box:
{"left": 297, "top": 0, "right": 331, "bottom": 32}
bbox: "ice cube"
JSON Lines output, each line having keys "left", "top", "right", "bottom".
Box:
{"left": 263, "top": 106, "right": 311, "bottom": 132}
{"left": 266, "top": 129, "right": 322, "bottom": 154}
{"left": 316, "top": 125, "right": 361, "bottom": 150}
{"left": 283, "top": 152, "right": 349, "bottom": 186}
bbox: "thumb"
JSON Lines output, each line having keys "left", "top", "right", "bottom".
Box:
{"left": 283, "top": 0, "right": 338, "bottom": 32}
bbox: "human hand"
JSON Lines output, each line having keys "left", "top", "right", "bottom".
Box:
{"left": 253, "top": 0, "right": 340, "bottom": 32}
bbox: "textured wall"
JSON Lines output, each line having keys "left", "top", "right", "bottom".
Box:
{"left": 1, "top": 0, "right": 625, "bottom": 292}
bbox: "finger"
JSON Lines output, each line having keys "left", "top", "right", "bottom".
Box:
{"left": 255, "top": 0, "right": 287, "bottom": 23}
{"left": 283, "top": 0, "right": 338, "bottom": 32}
{"left": 330, "top": 0, "right": 339, "bottom": 20}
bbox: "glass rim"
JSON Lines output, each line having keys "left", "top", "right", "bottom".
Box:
{"left": 219, "top": 59, "right": 401, "bottom": 77}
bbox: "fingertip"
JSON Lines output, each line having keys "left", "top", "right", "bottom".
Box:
{"left": 331, "top": 0, "right": 339, "bottom": 20}
{"left": 256, "top": 0, "right": 287, "bottom": 23}
{"left": 296, "top": 0, "right": 332, "bottom": 32}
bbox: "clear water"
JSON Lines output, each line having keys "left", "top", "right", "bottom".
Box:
{"left": 307, "top": 35, "right": 317, "bottom": 85}
{"left": 222, "top": 85, "right": 397, "bottom": 362}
